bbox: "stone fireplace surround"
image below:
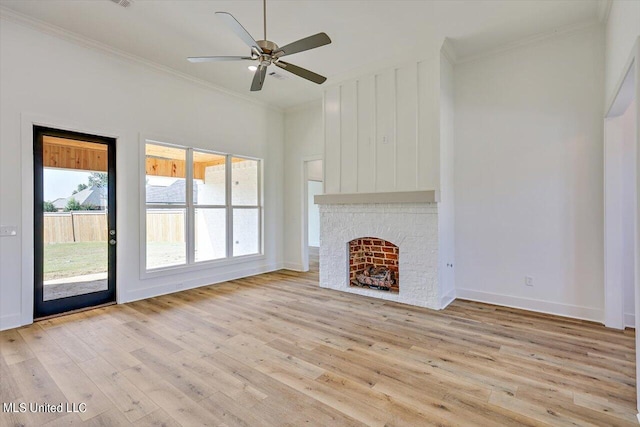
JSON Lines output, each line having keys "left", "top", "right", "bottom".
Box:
{"left": 315, "top": 191, "right": 440, "bottom": 309}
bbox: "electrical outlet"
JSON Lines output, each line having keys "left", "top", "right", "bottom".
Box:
{"left": 525, "top": 276, "right": 534, "bottom": 287}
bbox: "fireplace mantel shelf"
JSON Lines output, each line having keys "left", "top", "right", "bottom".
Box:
{"left": 314, "top": 190, "right": 439, "bottom": 205}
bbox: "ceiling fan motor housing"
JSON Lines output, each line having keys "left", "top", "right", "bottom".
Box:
{"left": 257, "top": 40, "right": 278, "bottom": 54}
{"left": 256, "top": 40, "right": 280, "bottom": 66}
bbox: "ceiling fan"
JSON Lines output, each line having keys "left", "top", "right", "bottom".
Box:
{"left": 188, "top": 0, "right": 331, "bottom": 92}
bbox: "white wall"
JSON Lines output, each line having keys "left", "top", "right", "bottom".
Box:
{"left": 0, "top": 18, "right": 284, "bottom": 330}
{"left": 307, "top": 180, "right": 322, "bottom": 247}
{"left": 454, "top": 26, "right": 605, "bottom": 321}
{"left": 438, "top": 52, "right": 455, "bottom": 306}
{"left": 605, "top": 101, "right": 637, "bottom": 328}
{"left": 621, "top": 102, "right": 637, "bottom": 326}
{"left": 323, "top": 57, "right": 440, "bottom": 194}
{"left": 605, "top": 0, "right": 640, "bottom": 104}
{"left": 283, "top": 102, "right": 323, "bottom": 270}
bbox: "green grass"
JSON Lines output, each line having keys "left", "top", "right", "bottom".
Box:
{"left": 44, "top": 241, "right": 186, "bottom": 280}
{"left": 44, "top": 242, "right": 107, "bottom": 281}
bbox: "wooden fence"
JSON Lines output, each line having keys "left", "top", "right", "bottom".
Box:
{"left": 44, "top": 212, "right": 107, "bottom": 244}
{"left": 44, "top": 210, "right": 185, "bottom": 244}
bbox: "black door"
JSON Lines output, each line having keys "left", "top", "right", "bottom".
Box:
{"left": 33, "top": 126, "right": 116, "bottom": 318}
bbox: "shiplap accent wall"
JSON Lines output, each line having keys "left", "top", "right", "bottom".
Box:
{"left": 324, "top": 58, "right": 440, "bottom": 194}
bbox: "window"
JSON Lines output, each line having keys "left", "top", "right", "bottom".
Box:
{"left": 144, "top": 141, "right": 262, "bottom": 272}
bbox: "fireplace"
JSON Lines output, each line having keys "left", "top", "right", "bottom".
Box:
{"left": 315, "top": 191, "right": 443, "bottom": 309}
{"left": 349, "top": 238, "right": 399, "bottom": 292}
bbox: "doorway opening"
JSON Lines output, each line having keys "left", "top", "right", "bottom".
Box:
{"left": 304, "top": 159, "right": 323, "bottom": 272}
{"left": 605, "top": 60, "right": 637, "bottom": 330}
{"left": 33, "top": 126, "right": 116, "bottom": 318}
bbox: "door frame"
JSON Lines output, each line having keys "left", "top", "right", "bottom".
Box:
{"left": 603, "top": 37, "right": 640, "bottom": 416}
{"left": 604, "top": 39, "right": 639, "bottom": 330}
{"left": 33, "top": 126, "right": 117, "bottom": 318}
{"left": 17, "top": 114, "right": 121, "bottom": 328}
{"left": 301, "top": 156, "right": 323, "bottom": 272}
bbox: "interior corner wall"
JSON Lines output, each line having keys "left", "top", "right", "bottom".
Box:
{"left": 283, "top": 102, "right": 323, "bottom": 271}
{"left": 605, "top": 0, "right": 640, "bottom": 104}
{"left": 453, "top": 25, "right": 606, "bottom": 321}
{"left": 438, "top": 52, "right": 455, "bottom": 306}
{"left": 0, "top": 19, "right": 284, "bottom": 330}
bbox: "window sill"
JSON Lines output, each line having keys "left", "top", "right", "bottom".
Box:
{"left": 140, "top": 253, "right": 265, "bottom": 280}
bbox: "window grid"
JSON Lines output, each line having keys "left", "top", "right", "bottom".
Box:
{"left": 145, "top": 142, "right": 262, "bottom": 271}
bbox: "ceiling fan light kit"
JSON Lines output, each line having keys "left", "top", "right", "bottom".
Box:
{"left": 188, "top": 0, "right": 331, "bottom": 92}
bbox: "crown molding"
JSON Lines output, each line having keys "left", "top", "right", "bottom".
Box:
{"left": 0, "top": 6, "right": 283, "bottom": 113}
{"left": 597, "top": 0, "right": 612, "bottom": 24}
{"left": 455, "top": 19, "right": 601, "bottom": 65}
{"left": 440, "top": 38, "right": 457, "bottom": 65}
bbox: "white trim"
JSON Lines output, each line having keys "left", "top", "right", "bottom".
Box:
{"left": 0, "top": 314, "right": 23, "bottom": 332}
{"left": 604, "top": 40, "right": 639, "bottom": 331}
{"left": 0, "top": 7, "right": 281, "bottom": 113}
{"left": 123, "top": 262, "right": 283, "bottom": 303}
{"left": 439, "top": 289, "right": 456, "bottom": 310}
{"left": 456, "top": 21, "right": 601, "bottom": 65}
{"left": 456, "top": 288, "right": 603, "bottom": 323}
{"left": 283, "top": 262, "right": 305, "bottom": 272}
{"left": 142, "top": 254, "right": 266, "bottom": 280}
{"left": 636, "top": 412, "right": 640, "bottom": 424}
{"left": 301, "top": 155, "right": 324, "bottom": 272}
{"left": 139, "top": 136, "right": 264, "bottom": 279}
{"left": 625, "top": 312, "right": 636, "bottom": 328}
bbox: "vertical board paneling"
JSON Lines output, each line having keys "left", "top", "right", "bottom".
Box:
{"left": 375, "top": 70, "right": 396, "bottom": 192}
{"left": 357, "top": 76, "right": 375, "bottom": 193}
{"left": 418, "top": 59, "right": 439, "bottom": 189}
{"left": 396, "top": 64, "right": 418, "bottom": 190}
{"left": 340, "top": 81, "right": 358, "bottom": 193}
{"left": 324, "top": 86, "right": 341, "bottom": 193}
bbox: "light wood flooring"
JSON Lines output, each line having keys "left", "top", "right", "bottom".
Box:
{"left": 0, "top": 260, "right": 637, "bottom": 426}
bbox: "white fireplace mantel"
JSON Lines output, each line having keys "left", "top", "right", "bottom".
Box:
{"left": 315, "top": 190, "right": 439, "bottom": 205}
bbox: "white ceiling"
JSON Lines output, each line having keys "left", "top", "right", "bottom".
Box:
{"left": 0, "top": 0, "right": 601, "bottom": 109}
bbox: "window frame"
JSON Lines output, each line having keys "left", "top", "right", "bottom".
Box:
{"left": 140, "top": 137, "right": 264, "bottom": 278}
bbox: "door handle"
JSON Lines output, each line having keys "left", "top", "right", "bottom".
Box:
{"left": 109, "top": 239, "right": 117, "bottom": 246}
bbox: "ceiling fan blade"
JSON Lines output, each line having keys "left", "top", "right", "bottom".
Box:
{"left": 188, "top": 56, "right": 254, "bottom": 63}
{"left": 250, "top": 64, "right": 268, "bottom": 91}
{"left": 275, "top": 33, "right": 331, "bottom": 57}
{"left": 216, "top": 12, "right": 262, "bottom": 52}
{"left": 275, "top": 61, "right": 327, "bottom": 84}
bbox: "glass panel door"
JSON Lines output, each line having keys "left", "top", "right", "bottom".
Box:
{"left": 34, "top": 127, "right": 116, "bottom": 318}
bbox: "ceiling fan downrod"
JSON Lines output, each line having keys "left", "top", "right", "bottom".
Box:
{"left": 263, "top": 0, "right": 267, "bottom": 41}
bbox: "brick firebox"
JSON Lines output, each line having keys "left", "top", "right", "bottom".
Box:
{"left": 349, "top": 238, "right": 399, "bottom": 293}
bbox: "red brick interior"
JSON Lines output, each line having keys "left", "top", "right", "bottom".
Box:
{"left": 349, "top": 237, "right": 399, "bottom": 293}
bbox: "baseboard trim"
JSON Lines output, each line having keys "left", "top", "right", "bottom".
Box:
{"left": 636, "top": 412, "right": 640, "bottom": 424}
{"left": 123, "top": 263, "right": 283, "bottom": 303}
{"left": 625, "top": 312, "right": 635, "bottom": 328}
{"left": 283, "top": 262, "right": 306, "bottom": 272}
{"left": 456, "top": 288, "right": 603, "bottom": 323}
{"left": 440, "top": 289, "right": 456, "bottom": 309}
{"left": 0, "top": 313, "right": 23, "bottom": 331}
{"left": 308, "top": 246, "right": 320, "bottom": 256}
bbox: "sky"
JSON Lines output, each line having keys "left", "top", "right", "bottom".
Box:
{"left": 43, "top": 168, "right": 92, "bottom": 201}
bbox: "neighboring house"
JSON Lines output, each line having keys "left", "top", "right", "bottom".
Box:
{"left": 52, "top": 186, "right": 108, "bottom": 211}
